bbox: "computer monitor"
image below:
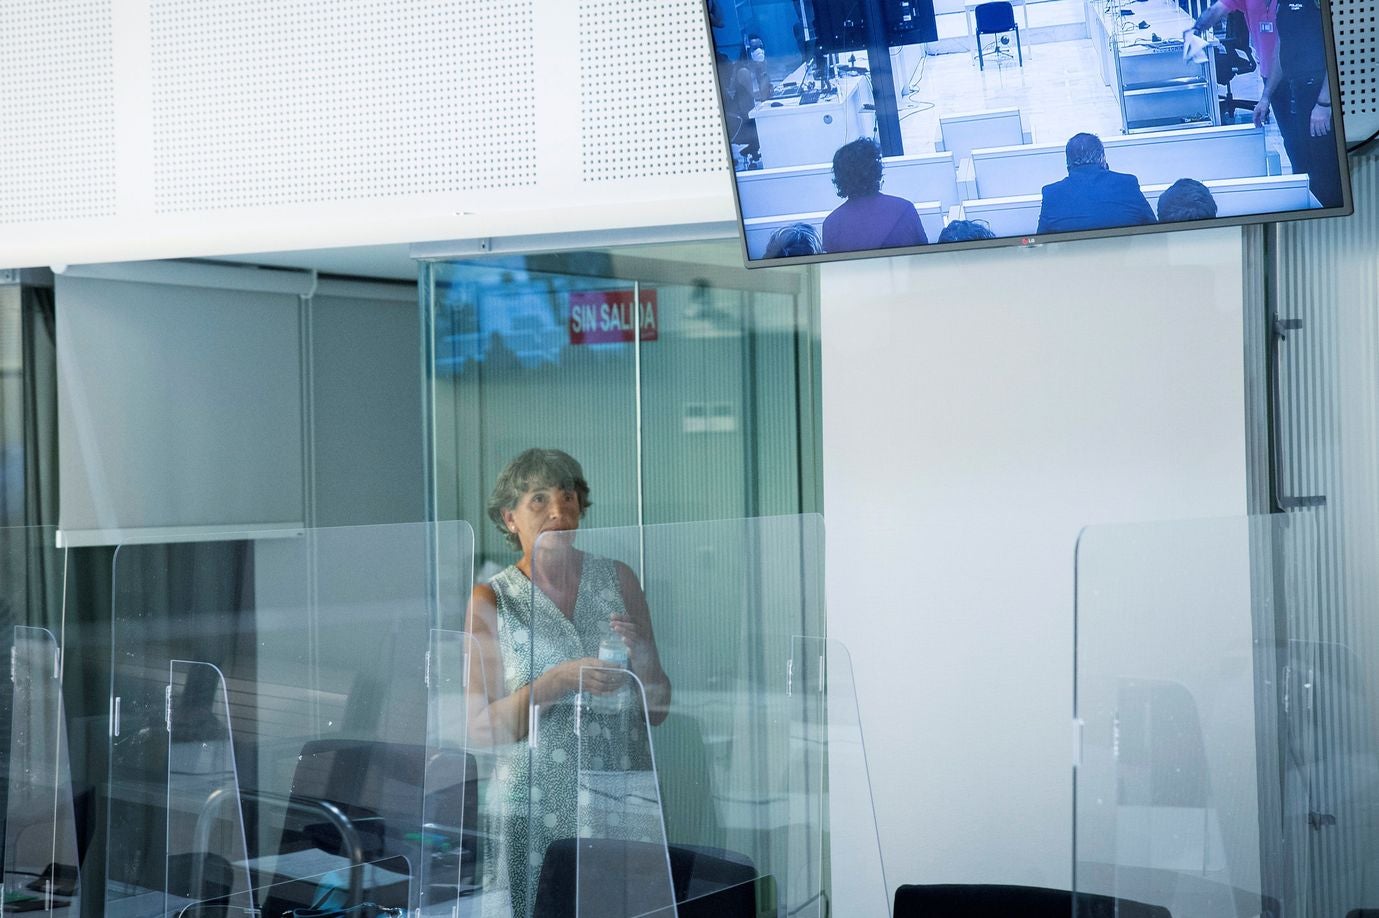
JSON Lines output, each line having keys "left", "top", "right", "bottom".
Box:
{"left": 709, "top": 0, "right": 1353, "bottom": 267}
{"left": 813, "top": 0, "right": 938, "bottom": 51}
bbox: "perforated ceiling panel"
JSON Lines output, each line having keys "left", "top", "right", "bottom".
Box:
{"left": 578, "top": 0, "right": 728, "bottom": 181}
{"left": 0, "top": 0, "right": 737, "bottom": 266}
{"left": 1334, "top": 0, "right": 1379, "bottom": 143}
{"left": 0, "top": 0, "right": 116, "bottom": 223}
{"left": 150, "top": 0, "right": 538, "bottom": 212}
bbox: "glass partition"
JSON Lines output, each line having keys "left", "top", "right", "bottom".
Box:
{"left": 165, "top": 660, "right": 253, "bottom": 916}
{"left": 565, "top": 665, "right": 676, "bottom": 918}
{"left": 4, "top": 627, "right": 83, "bottom": 916}
{"left": 421, "top": 628, "right": 486, "bottom": 914}
{"left": 101, "top": 515, "right": 886, "bottom": 917}
{"left": 479, "top": 515, "right": 891, "bottom": 918}
{"left": 106, "top": 522, "right": 474, "bottom": 917}
{"left": 1, "top": 526, "right": 77, "bottom": 917}
{"left": 795, "top": 637, "right": 893, "bottom": 918}
{"left": 1074, "top": 513, "right": 1326, "bottom": 918}
{"left": 423, "top": 248, "right": 822, "bottom": 562}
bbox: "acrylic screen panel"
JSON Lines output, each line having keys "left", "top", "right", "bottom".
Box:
{"left": 706, "top": 0, "right": 1353, "bottom": 266}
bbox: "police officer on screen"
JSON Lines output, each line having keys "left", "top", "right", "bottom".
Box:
{"left": 1253, "top": 0, "right": 1343, "bottom": 208}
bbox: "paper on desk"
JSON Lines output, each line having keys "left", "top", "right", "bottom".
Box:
{"left": 240, "top": 849, "right": 412, "bottom": 889}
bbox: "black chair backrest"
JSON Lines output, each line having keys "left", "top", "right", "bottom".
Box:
{"left": 534, "top": 838, "right": 762, "bottom": 918}
{"left": 894, "top": 884, "right": 1172, "bottom": 918}
{"left": 282, "top": 740, "right": 481, "bottom": 886}
{"left": 974, "top": 1, "right": 1016, "bottom": 32}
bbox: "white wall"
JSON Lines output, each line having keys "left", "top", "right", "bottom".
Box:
{"left": 820, "top": 228, "right": 1249, "bottom": 892}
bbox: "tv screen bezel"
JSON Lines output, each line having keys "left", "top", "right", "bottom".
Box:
{"left": 704, "top": 0, "right": 1355, "bottom": 269}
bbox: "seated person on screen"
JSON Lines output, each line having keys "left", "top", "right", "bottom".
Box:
{"left": 822, "top": 138, "right": 929, "bottom": 253}
{"left": 764, "top": 222, "right": 823, "bottom": 258}
{"left": 1156, "top": 178, "right": 1219, "bottom": 222}
{"left": 1036, "top": 133, "right": 1156, "bottom": 234}
{"left": 936, "top": 219, "right": 996, "bottom": 243}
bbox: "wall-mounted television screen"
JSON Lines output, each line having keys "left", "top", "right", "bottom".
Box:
{"left": 706, "top": 0, "right": 1352, "bottom": 266}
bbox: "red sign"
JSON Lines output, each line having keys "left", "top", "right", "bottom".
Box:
{"left": 568, "top": 289, "right": 658, "bottom": 345}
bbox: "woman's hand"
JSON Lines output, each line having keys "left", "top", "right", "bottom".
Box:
{"left": 535, "top": 657, "right": 624, "bottom": 703}
{"left": 1311, "top": 104, "right": 1333, "bottom": 137}
{"left": 610, "top": 614, "right": 657, "bottom": 675}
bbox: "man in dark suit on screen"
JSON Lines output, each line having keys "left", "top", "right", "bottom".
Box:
{"left": 1036, "top": 133, "right": 1157, "bottom": 234}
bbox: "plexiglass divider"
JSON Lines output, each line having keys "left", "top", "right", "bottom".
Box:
{"left": 99, "top": 515, "right": 888, "bottom": 917}
{"left": 791, "top": 637, "right": 892, "bottom": 918}
{"left": 107, "top": 522, "right": 474, "bottom": 917}
{"left": 493, "top": 515, "right": 889, "bottom": 918}
{"left": 165, "top": 660, "right": 253, "bottom": 916}
{"left": 2, "top": 526, "right": 79, "bottom": 917}
{"left": 421, "top": 628, "right": 486, "bottom": 915}
{"left": 5, "top": 626, "right": 83, "bottom": 916}
{"left": 1074, "top": 513, "right": 1321, "bottom": 918}
{"left": 568, "top": 665, "right": 675, "bottom": 918}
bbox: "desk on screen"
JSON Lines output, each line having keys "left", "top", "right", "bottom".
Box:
{"left": 959, "top": 172, "right": 1321, "bottom": 236}
{"left": 1142, "top": 173, "right": 1319, "bottom": 216}
{"left": 750, "top": 76, "right": 872, "bottom": 169}
{"left": 937, "top": 107, "right": 1032, "bottom": 165}
{"left": 736, "top": 151, "right": 960, "bottom": 220}
{"left": 970, "top": 124, "right": 1269, "bottom": 199}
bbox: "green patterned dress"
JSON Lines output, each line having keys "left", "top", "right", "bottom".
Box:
{"left": 483, "top": 554, "right": 658, "bottom": 918}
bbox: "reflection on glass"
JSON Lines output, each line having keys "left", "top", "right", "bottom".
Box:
{"left": 424, "top": 247, "right": 820, "bottom": 579}
{"left": 429, "top": 263, "right": 642, "bottom": 570}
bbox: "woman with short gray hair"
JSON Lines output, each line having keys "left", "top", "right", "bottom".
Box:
{"left": 466, "top": 447, "right": 671, "bottom": 917}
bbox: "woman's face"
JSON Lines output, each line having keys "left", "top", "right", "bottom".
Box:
{"left": 503, "top": 484, "right": 582, "bottom": 554}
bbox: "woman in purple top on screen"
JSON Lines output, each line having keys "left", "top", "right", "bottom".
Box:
{"left": 821, "top": 138, "right": 929, "bottom": 254}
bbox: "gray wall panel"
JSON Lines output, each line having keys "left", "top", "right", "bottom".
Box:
{"left": 309, "top": 290, "right": 425, "bottom": 526}
{"left": 1274, "top": 153, "right": 1379, "bottom": 917}
{"left": 57, "top": 273, "right": 305, "bottom": 542}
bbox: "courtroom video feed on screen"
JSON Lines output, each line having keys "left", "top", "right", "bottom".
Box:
{"left": 705, "top": 0, "right": 1351, "bottom": 264}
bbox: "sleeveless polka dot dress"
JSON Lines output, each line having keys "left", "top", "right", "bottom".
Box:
{"left": 483, "top": 554, "right": 658, "bottom": 918}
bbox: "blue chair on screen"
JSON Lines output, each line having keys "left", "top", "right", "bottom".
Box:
{"left": 974, "top": 1, "right": 1022, "bottom": 71}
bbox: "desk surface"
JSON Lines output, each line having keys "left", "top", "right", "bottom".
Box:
{"left": 1098, "top": 0, "right": 1194, "bottom": 49}
{"left": 750, "top": 76, "right": 864, "bottom": 120}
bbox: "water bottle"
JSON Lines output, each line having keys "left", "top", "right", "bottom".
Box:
{"left": 593, "top": 622, "right": 630, "bottom": 715}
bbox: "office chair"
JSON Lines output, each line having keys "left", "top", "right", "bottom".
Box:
{"left": 894, "top": 884, "right": 1172, "bottom": 917}
{"left": 238, "top": 740, "right": 478, "bottom": 916}
{"left": 974, "top": 1, "right": 1023, "bottom": 71}
{"left": 1211, "top": 11, "right": 1258, "bottom": 122}
{"left": 532, "top": 838, "right": 765, "bottom": 918}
